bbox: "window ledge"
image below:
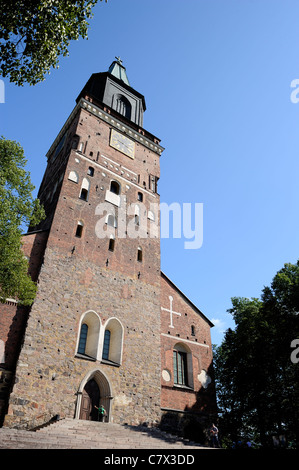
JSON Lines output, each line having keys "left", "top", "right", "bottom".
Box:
{"left": 101, "top": 359, "right": 120, "bottom": 367}
{"left": 75, "top": 353, "right": 96, "bottom": 362}
{"left": 173, "top": 384, "right": 194, "bottom": 392}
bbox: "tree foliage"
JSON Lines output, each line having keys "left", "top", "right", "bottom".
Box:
{"left": 0, "top": 0, "right": 107, "bottom": 86}
{"left": 0, "top": 136, "right": 45, "bottom": 305}
{"left": 214, "top": 262, "right": 299, "bottom": 448}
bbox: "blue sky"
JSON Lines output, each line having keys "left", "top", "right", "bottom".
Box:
{"left": 1, "top": 0, "right": 299, "bottom": 345}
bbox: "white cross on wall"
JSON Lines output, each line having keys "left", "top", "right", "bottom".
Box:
{"left": 161, "top": 296, "right": 181, "bottom": 328}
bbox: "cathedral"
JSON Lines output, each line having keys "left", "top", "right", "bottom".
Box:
{"left": 0, "top": 59, "right": 217, "bottom": 436}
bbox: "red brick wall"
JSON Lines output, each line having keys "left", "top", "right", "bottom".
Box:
{"left": 0, "top": 301, "right": 28, "bottom": 370}
{"left": 45, "top": 107, "right": 161, "bottom": 286}
{"left": 21, "top": 230, "right": 49, "bottom": 281}
{"left": 160, "top": 273, "right": 217, "bottom": 415}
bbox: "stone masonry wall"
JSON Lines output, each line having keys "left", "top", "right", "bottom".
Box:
{"left": 4, "top": 246, "right": 161, "bottom": 427}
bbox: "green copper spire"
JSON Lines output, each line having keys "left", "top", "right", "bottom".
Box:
{"left": 108, "top": 57, "right": 130, "bottom": 86}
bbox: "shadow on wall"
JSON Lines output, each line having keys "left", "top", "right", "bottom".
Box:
{"left": 159, "top": 362, "right": 218, "bottom": 445}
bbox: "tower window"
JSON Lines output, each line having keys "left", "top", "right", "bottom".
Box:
{"left": 68, "top": 170, "right": 79, "bottom": 183}
{"left": 149, "top": 175, "right": 158, "bottom": 192}
{"left": 75, "top": 221, "right": 84, "bottom": 238}
{"left": 137, "top": 192, "right": 143, "bottom": 202}
{"left": 112, "top": 94, "right": 131, "bottom": 120}
{"left": 106, "top": 214, "right": 117, "bottom": 228}
{"left": 79, "top": 177, "right": 90, "bottom": 201}
{"left": 108, "top": 238, "right": 115, "bottom": 252}
{"left": 72, "top": 135, "right": 80, "bottom": 149}
{"left": 110, "top": 180, "right": 120, "bottom": 195}
{"left": 191, "top": 325, "right": 195, "bottom": 336}
{"left": 148, "top": 210, "right": 155, "bottom": 221}
{"left": 87, "top": 166, "right": 94, "bottom": 176}
{"left": 80, "top": 188, "right": 88, "bottom": 200}
{"left": 137, "top": 247, "right": 142, "bottom": 262}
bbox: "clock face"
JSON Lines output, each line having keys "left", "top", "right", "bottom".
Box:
{"left": 110, "top": 129, "right": 135, "bottom": 159}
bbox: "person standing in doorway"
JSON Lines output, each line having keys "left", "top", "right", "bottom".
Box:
{"left": 210, "top": 423, "right": 219, "bottom": 447}
{"left": 94, "top": 404, "right": 106, "bottom": 422}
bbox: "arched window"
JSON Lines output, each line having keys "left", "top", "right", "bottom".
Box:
{"left": 68, "top": 170, "right": 79, "bottom": 183}
{"left": 79, "top": 177, "right": 90, "bottom": 201}
{"left": 110, "top": 180, "right": 120, "bottom": 195}
{"left": 108, "top": 237, "right": 115, "bottom": 252}
{"left": 148, "top": 210, "right": 155, "bottom": 221}
{"left": 78, "top": 323, "right": 88, "bottom": 354}
{"left": 76, "top": 310, "right": 101, "bottom": 359}
{"left": 137, "top": 247, "right": 142, "bottom": 262}
{"left": 75, "top": 220, "right": 84, "bottom": 238}
{"left": 105, "top": 180, "right": 121, "bottom": 207}
{"left": 134, "top": 205, "right": 140, "bottom": 226}
{"left": 173, "top": 343, "right": 193, "bottom": 387}
{"left": 173, "top": 349, "right": 187, "bottom": 385}
{"left": 102, "top": 318, "right": 124, "bottom": 365}
{"left": 102, "top": 330, "right": 111, "bottom": 360}
{"left": 106, "top": 214, "right": 117, "bottom": 228}
{"left": 112, "top": 94, "right": 132, "bottom": 120}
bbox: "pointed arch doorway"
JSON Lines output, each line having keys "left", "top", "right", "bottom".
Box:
{"left": 76, "top": 369, "right": 113, "bottom": 422}
{"left": 79, "top": 378, "right": 100, "bottom": 421}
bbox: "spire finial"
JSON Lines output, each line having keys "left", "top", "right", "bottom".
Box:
{"left": 108, "top": 57, "right": 130, "bottom": 86}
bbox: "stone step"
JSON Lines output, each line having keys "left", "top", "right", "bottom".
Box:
{"left": 0, "top": 418, "right": 207, "bottom": 449}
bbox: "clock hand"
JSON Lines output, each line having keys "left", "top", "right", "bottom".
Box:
{"left": 116, "top": 139, "right": 132, "bottom": 151}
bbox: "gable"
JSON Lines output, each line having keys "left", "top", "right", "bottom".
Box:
{"left": 161, "top": 272, "right": 214, "bottom": 328}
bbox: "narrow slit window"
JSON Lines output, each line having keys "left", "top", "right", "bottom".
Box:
{"left": 78, "top": 323, "right": 88, "bottom": 354}
{"left": 173, "top": 350, "right": 188, "bottom": 386}
{"left": 75, "top": 221, "right": 84, "bottom": 238}
{"left": 137, "top": 247, "right": 142, "bottom": 262}
{"left": 108, "top": 238, "right": 115, "bottom": 251}
{"left": 102, "top": 329, "right": 111, "bottom": 360}
{"left": 107, "top": 214, "right": 117, "bottom": 228}
{"left": 79, "top": 177, "right": 90, "bottom": 201}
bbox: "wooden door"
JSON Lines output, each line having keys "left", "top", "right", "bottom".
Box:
{"left": 79, "top": 379, "right": 100, "bottom": 421}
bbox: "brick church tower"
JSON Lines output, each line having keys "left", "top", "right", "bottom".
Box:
{"left": 1, "top": 59, "right": 217, "bottom": 432}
